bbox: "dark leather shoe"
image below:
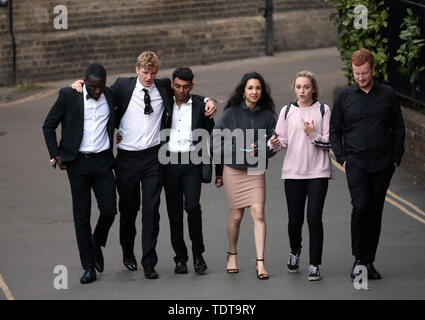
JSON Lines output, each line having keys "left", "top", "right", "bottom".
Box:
{"left": 93, "top": 239, "right": 104, "bottom": 273}
{"left": 174, "top": 261, "right": 188, "bottom": 274}
{"left": 144, "top": 266, "right": 159, "bottom": 279}
{"left": 80, "top": 267, "right": 96, "bottom": 284}
{"left": 366, "top": 263, "right": 382, "bottom": 280}
{"left": 194, "top": 255, "right": 208, "bottom": 275}
{"left": 350, "top": 259, "right": 365, "bottom": 279}
{"left": 123, "top": 257, "right": 138, "bottom": 271}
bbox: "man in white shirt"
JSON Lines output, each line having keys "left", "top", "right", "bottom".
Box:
{"left": 111, "top": 52, "right": 216, "bottom": 279}
{"left": 43, "top": 64, "right": 117, "bottom": 284}
{"left": 163, "top": 68, "right": 215, "bottom": 275}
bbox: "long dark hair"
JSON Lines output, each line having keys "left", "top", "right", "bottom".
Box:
{"left": 224, "top": 72, "right": 275, "bottom": 115}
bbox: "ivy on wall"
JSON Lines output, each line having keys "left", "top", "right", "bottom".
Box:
{"left": 394, "top": 8, "right": 425, "bottom": 96}
{"left": 329, "top": 0, "right": 389, "bottom": 84}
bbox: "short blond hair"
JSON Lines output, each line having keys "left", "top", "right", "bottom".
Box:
{"left": 293, "top": 70, "right": 319, "bottom": 101}
{"left": 136, "top": 51, "right": 161, "bottom": 70}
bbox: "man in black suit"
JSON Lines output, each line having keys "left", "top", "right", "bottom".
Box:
{"left": 162, "top": 68, "right": 214, "bottom": 275}
{"left": 42, "top": 64, "right": 117, "bottom": 284}
{"left": 107, "top": 52, "right": 216, "bottom": 279}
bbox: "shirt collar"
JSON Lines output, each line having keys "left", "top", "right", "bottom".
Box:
{"left": 83, "top": 84, "right": 105, "bottom": 101}
{"left": 173, "top": 95, "right": 192, "bottom": 106}
{"left": 353, "top": 79, "right": 380, "bottom": 93}
{"left": 241, "top": 100, "right": 262, "bottom": 113}
{"left": 136, "top": 78, "right": 155, "bottom": 93}
{"left": 83, "top": 84, "right": 94, "bottom": 100}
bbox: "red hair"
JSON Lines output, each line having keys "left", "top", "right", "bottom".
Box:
{"left": 351, "top": 49, "right": 374, "bottom": 68}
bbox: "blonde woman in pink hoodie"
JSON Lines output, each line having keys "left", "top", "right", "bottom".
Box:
{"left": 268, "top": 70, "right": 332, "bottom": 281}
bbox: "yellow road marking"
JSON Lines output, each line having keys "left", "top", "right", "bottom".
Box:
{"left": 330, "top": 157, "right": 425, "bottom": 225}
{"left": 385, "top": 197, "right": 425, "bottom": 224}
{"left": 0, "top": 273, "right": 15, "bottom": 300}
{"left": 387, "top": 190, "right": 425, "bottom": 218}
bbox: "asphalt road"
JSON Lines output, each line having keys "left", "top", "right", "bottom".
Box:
{"left": 0, "top": 47, "right": 424, "bottom": 301}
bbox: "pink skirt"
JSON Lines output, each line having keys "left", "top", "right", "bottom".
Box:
{"left": 223, "top": 165, "right": 266, "bottom": 209}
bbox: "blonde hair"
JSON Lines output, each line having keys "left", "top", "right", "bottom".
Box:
{"left": 136, "top": 51, "right": 161, "bottom": 70}
{"left": 293, "top": 70, "right": 319, "bottom": 101}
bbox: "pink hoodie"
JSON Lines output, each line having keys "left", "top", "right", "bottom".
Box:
{"left": 268, "top": 101, "right": 333, "bottom": 180}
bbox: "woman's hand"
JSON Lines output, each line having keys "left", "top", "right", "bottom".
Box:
{"left": 301, "top": 118, "right": 314, "bottom": 136}
{"left": 268, "top": 135, "right": 280, "bottom": 147}
{"left": 215, "top": 176, "right": 223, "bottom": 188}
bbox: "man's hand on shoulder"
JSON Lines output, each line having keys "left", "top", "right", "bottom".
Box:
{"left": 71, "top": 80, "right": 84, "bottom": 93}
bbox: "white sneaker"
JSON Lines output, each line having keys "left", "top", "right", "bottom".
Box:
{"left": 308, "top": 265, "right": 321, "bottom": 281}
{"left": 286, "top": 253, "right": 300, "bottom": 273}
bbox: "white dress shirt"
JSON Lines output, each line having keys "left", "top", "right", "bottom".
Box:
{"left": 118, "top": 79, "right": 164, "bottom": 151}
{"left": 168, "top": 97, "right": 195, "bottom": 152}
{"left": 79, "top": 85, "right": 110, "bottom": 153}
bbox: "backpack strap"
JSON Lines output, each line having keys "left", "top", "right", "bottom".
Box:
{"left": 320, "top": 103, "right": 325, "bottom": 118}
{"left": 284, "top": 102, "right": 292, "bottom": 120}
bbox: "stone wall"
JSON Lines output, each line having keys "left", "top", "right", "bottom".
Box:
{"left": 401, "top": 107, "right": 425, "bottom": 186}
{"left": 0, "top": 0, "right": 336, "bottom": 85}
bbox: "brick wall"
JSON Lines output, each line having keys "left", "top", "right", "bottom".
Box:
{"left": 0, "top": 7, "right": 12, "bottom": 85}
{"left": 400, "top": 107, "right": 425, "bottom": 186}
{"left": 0, "top": 0, "right": 336, "bottom": 85}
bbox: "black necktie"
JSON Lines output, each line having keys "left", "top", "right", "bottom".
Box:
{"left": 143, "top": 88, "right": 153, "bottom": 115}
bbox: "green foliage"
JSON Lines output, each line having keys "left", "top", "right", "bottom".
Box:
{"left": 394, "top": 8, "right": 425, "bottom": 95}
{"left": 329, "top": 0, "right": 389, "bottom": 84}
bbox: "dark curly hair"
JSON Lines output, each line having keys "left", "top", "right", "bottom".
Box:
{"left": 224, "top": 72, "right": 275, "bottom": 115}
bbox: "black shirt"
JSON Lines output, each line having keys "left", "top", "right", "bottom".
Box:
{"left": 330, "top": 81, "right": 405, "bottom": 173}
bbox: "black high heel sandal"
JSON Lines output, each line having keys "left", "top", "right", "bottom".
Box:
{"left": 226, "top": 251, "right": 239, "bottom": 273}
{"left": 256, "top": 258, "right": 269, "bottom": 280}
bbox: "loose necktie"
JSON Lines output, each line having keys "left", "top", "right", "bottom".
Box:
{"left": 143, "top": 88, "right": 154, "bottom": 114}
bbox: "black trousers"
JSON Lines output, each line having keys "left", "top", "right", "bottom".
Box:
{"left": 284, "top": 178, "right": 329, "bottom": 266}
{"left": 164, "top": 157, "right": 205, "bottom": 263}
{"left": 66, "top": 151, "right": 117, "bottom": 270}
{"left": 115, "top": 146, "right": 163, "bottom": 270}
{"left": 345, "top": 162, "right": 395, "bottom": 263}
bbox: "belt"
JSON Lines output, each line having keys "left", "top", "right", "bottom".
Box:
{"left": 78, "top": 150, "right": 110, "bottom": 158}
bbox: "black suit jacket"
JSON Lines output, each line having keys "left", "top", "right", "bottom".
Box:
{"left": 110, "top": 77, "right": 174, "bottom": 130}
{"left": 188, "top": 96, "right": 215, "bottom": 141}
{"left": 42, "top": 87, "right": 116, "bottom": 162}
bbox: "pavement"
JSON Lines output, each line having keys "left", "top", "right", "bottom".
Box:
{"left": 0, "top": 47, "right": 424, "bottom": 301}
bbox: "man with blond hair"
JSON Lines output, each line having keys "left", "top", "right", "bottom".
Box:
{"left": 111, "top": 51, "right": 216, "bottom": 279}
{"left": 330, "top": 48, "right": 405, "bottom": 280}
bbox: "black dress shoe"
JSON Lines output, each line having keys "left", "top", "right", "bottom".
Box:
{"left": 93, "top": 240, "right": 104, "bottom": 273}
{"left": 350, "top": 259, "right": 365, "bottom": 279}
{"left": 194, "top": 255, "right": 208, "bottom": 275}
{"left": 80, "top": 267, "right": 96, "bottom": 284}
{"left": 366, "top": 263, "right": 382, "bottom": 280}
{"left": 123, "top": 258, "right": 138, "bottom": 271}
{"left": 144, "top": 266, "right": 159, "bottom": 279}
{"left": 174, "top": 261, "right": 188, "bottom": 274}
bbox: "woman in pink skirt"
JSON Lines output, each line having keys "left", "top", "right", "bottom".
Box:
{"left": 213, "top": 72, "right": 277, "bottom": 279}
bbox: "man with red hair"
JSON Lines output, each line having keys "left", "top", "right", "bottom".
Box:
{"left": 330, "top": 48, "right": 405, "bottom": 280}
